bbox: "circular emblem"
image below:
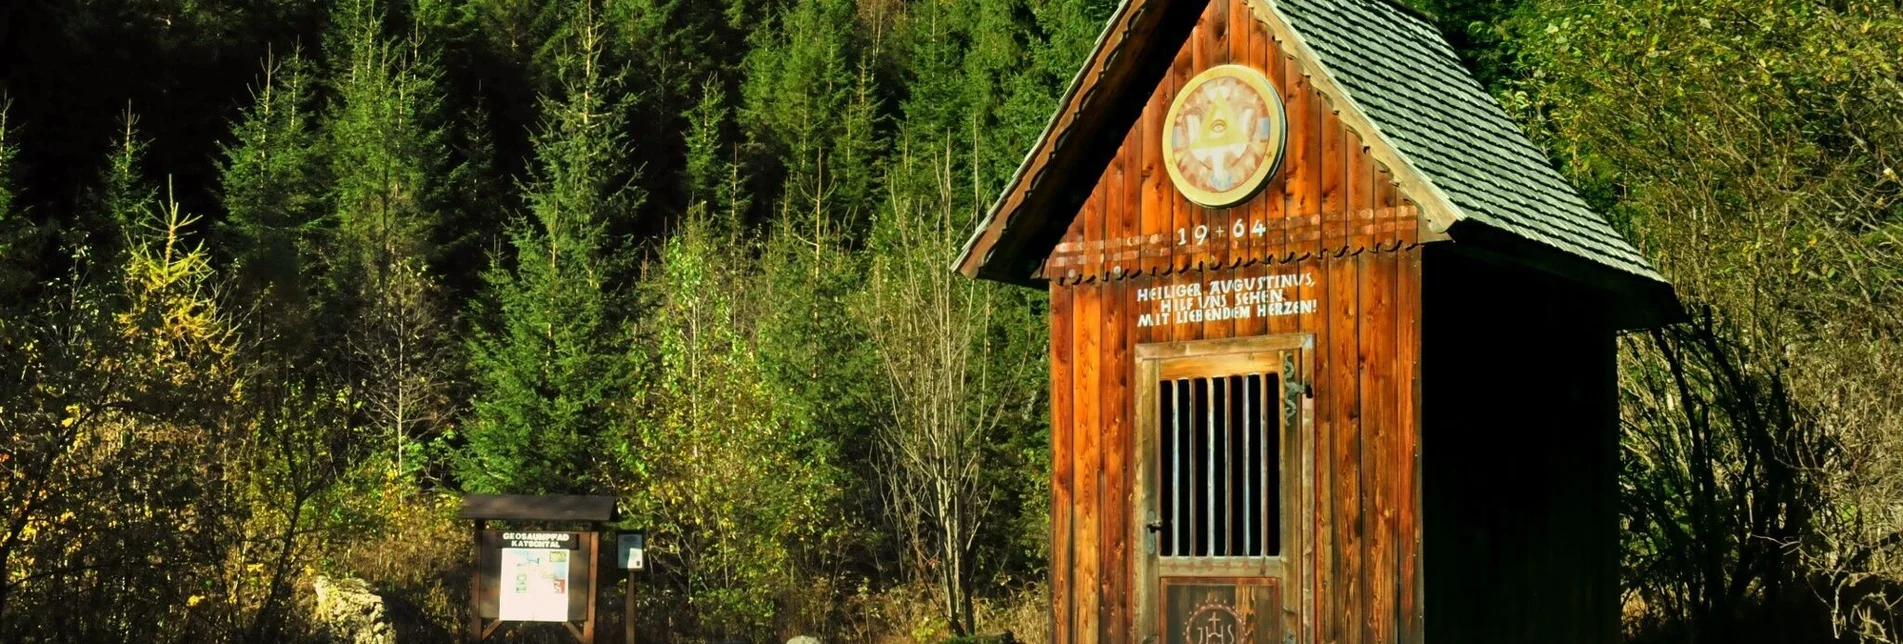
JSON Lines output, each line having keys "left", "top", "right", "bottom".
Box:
{"left": 1182, "top": 599, "right": 1255, "bottom": 644}
{"left": 1164, "top": 64, "right": 1288, "bottom": 208}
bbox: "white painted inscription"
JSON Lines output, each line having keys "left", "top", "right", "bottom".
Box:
{"left": 1134, "top": 272, "right": 1318, "bottom": 328}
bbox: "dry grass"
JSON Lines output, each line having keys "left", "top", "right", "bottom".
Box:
{"left": 331, "top": 485, "right": 469, "bottom": 644}
{"left": 812, "top": 582, "right": 1046, "bottom": 644}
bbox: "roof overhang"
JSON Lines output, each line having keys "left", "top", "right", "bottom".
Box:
{"left": 956, "top": 0, "right": 1680, "bottom": 330}
{"left": 1443, "top": 220, "right": 1684, "bottom": 330}
{"left": 953, "top": 0, "right": 1210, "bottom": 285}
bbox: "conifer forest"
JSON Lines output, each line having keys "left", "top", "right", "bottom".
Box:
{"left": 1, "top": 0, "right": 1902, "bottom": 642}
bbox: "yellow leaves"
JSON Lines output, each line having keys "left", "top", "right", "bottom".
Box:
{"left": 186, "top": 594, "right": 205, "bottom": 608}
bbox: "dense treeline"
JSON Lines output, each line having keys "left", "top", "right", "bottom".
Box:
{"left": 2, "top": 0, "right": 1901, "bottom": 642}
{"left": 1474, "top": 1, "right": 1903, "bottom": 641}
{"left": 0, "top": 0, "right": 1098, "bottom": 640}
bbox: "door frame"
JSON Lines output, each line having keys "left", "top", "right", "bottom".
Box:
{"left": 1133, "top": 335, "right": 1314, "bottom": 644}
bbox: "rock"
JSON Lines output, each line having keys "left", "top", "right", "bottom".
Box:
{"left": 313, "top": 575, "right": 396, "bottom": 644}
{"left": 786, "top": 637, "right": 821, "bottom": 644}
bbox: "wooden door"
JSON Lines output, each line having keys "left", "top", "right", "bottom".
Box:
{"left": 1135, "top": 336, "right": 1311, "bottom": 644}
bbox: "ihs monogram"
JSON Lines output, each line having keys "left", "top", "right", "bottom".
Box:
{"left": 1183, "top": 599, "right": 1253, "bottom": 644}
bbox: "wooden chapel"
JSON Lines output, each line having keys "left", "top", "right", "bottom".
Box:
{"left": 954, "top": 0, "right": 1680, "bottom": 643}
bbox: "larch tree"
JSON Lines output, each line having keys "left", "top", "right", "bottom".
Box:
{"left": 457, "top": 3, "right": 637, "bottom": 495}
{"left": 0, "top": 119, "right": 255, "bottom": 640}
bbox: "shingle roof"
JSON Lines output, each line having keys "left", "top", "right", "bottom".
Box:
{"left": 1270, "top": 0, "right": 1662, "bottom": 282}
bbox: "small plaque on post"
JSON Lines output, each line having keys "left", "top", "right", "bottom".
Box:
{"left": 617, "top": 533, "right": 645, "bottom": 571}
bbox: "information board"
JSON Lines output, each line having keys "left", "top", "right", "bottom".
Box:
{"left": 477, "top": 530, "right": 592, "bottom": 623}
{"left": 499, "top": 546, "right": 570, "bottom": 621}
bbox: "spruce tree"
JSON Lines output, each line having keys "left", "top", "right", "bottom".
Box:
{"left": 458, "top": 5, "right": 637, "bottom": 495}
{"left": 742, "top": 0, "right": 888, "bottom": 584}
{"left": 217, "top": 50, "right": 328, "bottom": 355}
{"left": 325, "top": 0, "right": 457, "bottom": 290}
{"left": 324, "top": 0, "right": 459, "bottom": 474}
{"left": 0, "top": 103, "right": 31, "bottom": 307}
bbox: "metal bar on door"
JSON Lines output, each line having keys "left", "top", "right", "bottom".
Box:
{"left": 1173, "top": 378, "right": 1186, "bottom": 556}
{"left": 1244, "top": 374, "right": 1254, "bottom": 556}
{"left": 1204, "top": 377, "right": 1214, "bottom": 558}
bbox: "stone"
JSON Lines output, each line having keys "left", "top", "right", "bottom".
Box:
{"left": 313, "top": 575, "right": 396, "bottom": 644}
{"left": 786, "top": 637, "right": 822, "bottom": 644}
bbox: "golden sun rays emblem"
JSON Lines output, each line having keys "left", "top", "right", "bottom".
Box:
{"left": 1165, "top": 64, "right": 1288, "bottom": 208}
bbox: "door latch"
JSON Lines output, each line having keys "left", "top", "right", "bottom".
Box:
{"left": 1144, "top": 511, "right": 1161, "bottom": 555}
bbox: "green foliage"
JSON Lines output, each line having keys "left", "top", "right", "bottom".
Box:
{"left": 218, "top": 50, "right": 329, "bottom": 338}
{"left": 630, "top": 214, "right": 835, "bottom": 637}
{"left": 457, "top": 9, "right": 638, "bottom": 495}
{"left": 742, "top": 0, "right": 880, "bottom": 232}
{"left": 99, "top": 117, "right": 159, "bottom": 259}
{"left": 326, "top": 0, "right": 457, "bottom": 284}
{"left": 0, "top": 103, "right": 32, "bottom": 304}
{"left": 323, "top": 0, "right": 462, "bottom": 479}
{"left": 0, "top": 122, "right": 276, "bottom": 639}
{"left": 4, "top": 0, "right": 1102, "bottom": 639}
{"left": 1500, "top": 0, "right": 1903, "bottom": 639}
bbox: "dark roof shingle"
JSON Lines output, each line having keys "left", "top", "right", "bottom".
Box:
{"left": 1272, "top": 0, "right": 1662, "bottom": 281}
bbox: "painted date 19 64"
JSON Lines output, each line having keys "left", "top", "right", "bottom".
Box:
{"left": 1177, "top": 219, "right": 1274, "bottom": 245}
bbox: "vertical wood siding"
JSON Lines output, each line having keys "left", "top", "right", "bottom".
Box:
{"left": 1040, "top": 2, "right": 1432, "bottom": 643}
{"left": 1040, "top": 0, "right": 1419, "bottom": 284}
{"left": 1048, "top": 249, "right": 1423, "bottom": 644}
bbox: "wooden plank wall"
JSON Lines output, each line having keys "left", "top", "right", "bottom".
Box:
{"left": 1040, "top": 1, "right": 1431, "bottom": 643}
{"left": 1049, "top": 252, "right": 1423, "bottom": 644}
{"left": 1041, "top": 0, "right": 1418, "bottom": 284}
{"left": 1421, "top": 248, "right": 1621, "bottom": 643}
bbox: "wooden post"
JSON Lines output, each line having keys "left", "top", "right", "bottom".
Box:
{"left": 625, "top": 567, "right": 637, "bottom": 644}
{"left": 468, "top": 520, "right": 485, "bottom": 644}
{"left": 583, "top": 531, "right": 599, "bottom": 644}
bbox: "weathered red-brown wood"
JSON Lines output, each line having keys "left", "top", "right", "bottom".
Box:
{"left": 1054, "top": 251, "right": 1422, "bottom": 642}
{"left": 1079, "top": 253, "right": 1106, "bottom": 644}
{"left": 1284, "top": 55, "right": 1315, "bottom": 263}
{"left": 1255, "top": 14, "right": 1283, "bottom": 269}
{"left": 1168, "top": 31, "right": 1194, "bottom": 275}
{"left": 1346, "top": 131, "right": 1371, "bottom": 254}
{"left": 1397, "top": 251, "right": 1422, "bottom": 644}
{"left": 1122, "top": 113, "right": 1145, "bottom": 278}
{"left": 1033, "top": 3, "right": 1437, "bottom": 643}
{"left": 1107, "top": 126, "right": 1132, "bottom": 278}
{"left": 1208, "top": 0, "right": 1233, "bottom": 270}
{"left": 1140, "top": 76, "right": 1169, "bottom": 277}
{"left": 1319, "top": 109, "right": 1345, "bottom": 261}
{"left": 1363, "top": 251, "right": 1395, "bottom": 644}
{"left": 1051, "top": 285, "right": 1076, "bottom": 644}
{"left": 1102, "top": 277, "right": 1130, "bottom": 644}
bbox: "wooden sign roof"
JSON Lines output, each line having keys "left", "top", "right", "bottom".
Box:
{"left": 457, "top": 494, "right": 619, "bottom": 523}
{"left": 956, "top": 0, "right": 1674, "bottom": 307}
